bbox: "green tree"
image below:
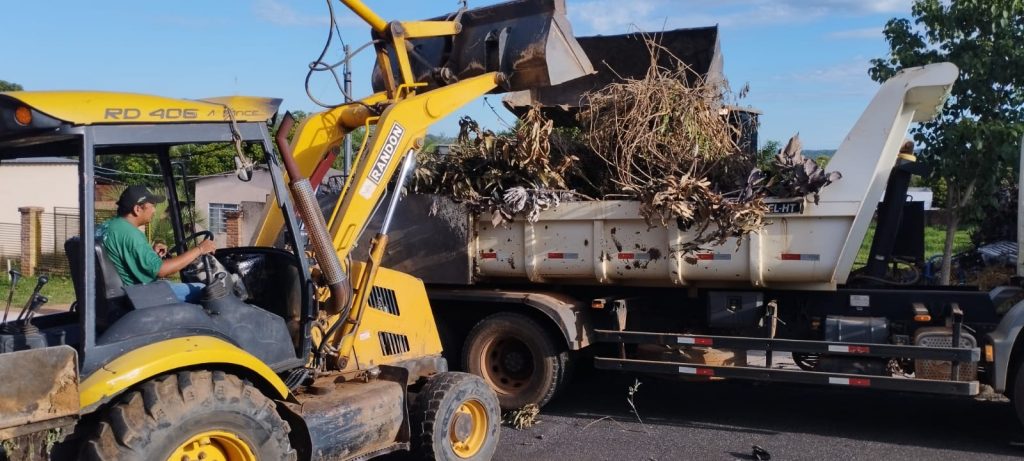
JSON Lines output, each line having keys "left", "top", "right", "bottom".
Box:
{"left": 0, "top": 80, "right": 23, "bottom": 91}
{"left": 756, "top": 140, "right": 782, "bottom": 169}
{"left": 869, "top": 0, "right": 1024, "bottom": 284}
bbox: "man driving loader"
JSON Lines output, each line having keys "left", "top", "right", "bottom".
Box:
{"left": 98, "top": 185, "right": 215, "bottom": 302}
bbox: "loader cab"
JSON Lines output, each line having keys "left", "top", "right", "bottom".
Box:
{"left": 0, "top": 92, "right": 315, "bottom": 380}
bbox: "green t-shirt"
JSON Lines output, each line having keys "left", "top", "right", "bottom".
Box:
{"left": 97, "top": 217, "right": 162, "bottom": 285}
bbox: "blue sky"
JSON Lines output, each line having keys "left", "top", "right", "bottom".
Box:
{"left": 3, "top": 0, "right": 913, "bottom": 149}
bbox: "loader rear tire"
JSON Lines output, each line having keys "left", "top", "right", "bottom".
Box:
{"left": 411, "top": 372, "right": 500, "bottom": 460}
{"left": 84, "top": 370, "right": 296, "bottom": 461}
{"left": 462, "top": 312, "right": 570, "bottom": 409}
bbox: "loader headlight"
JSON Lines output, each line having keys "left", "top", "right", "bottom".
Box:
{"left": 14, "top": 106, "right": 32, "bottom": 126}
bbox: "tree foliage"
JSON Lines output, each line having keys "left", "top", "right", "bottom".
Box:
{"left": 0, "top": 80, "right": 23, "bottom": 91}
{"left": 869, "top": 0, "right": 1024, "bottom": 283}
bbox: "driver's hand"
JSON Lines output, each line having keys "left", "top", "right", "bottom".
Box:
{"left": 197, "top": 239, "right": 217, "bottom": 256}
{"left": 153, "top": 242, "right": 168, "bottom": 258}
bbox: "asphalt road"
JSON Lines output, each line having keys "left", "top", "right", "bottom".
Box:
{"left": 494, "top": 365, "right": 1024, "bottom": 461}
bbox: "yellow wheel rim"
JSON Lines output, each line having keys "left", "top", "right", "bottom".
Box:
{"left": 449, "top": 399, "right": 489, "bottom": 458}
{"left": 167, "top": 430, "right": 256, "bottom": 461}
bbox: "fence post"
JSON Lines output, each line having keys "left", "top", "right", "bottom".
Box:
{"left": 225, "top": 210, "right": 243, "bottom": 248}
{"left": 19, "top": 206, "right": 43, "bottom": 277}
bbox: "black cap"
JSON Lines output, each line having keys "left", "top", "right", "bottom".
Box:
{"left": 117, "top": 185, "right": 166, "bottom": 208}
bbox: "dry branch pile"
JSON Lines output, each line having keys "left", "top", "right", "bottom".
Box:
{"left": 413, "top": 107, "right": 584, "bottom": 226}
{"left": 577, "top": 42, "right": 767, "bottom": 251}
{"left": 762, "top": 135, "right": 842, "bottom": 204}
{"left": 413, "top": 39, "right": 840, "bottom": 257}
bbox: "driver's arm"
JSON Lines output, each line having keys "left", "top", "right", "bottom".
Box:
{"left": 157, "top": 239, "right": 216, "bottom": 277}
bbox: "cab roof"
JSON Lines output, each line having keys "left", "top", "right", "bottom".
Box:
{"left": 0, "top": 91, "right": 282, "bottom": 125}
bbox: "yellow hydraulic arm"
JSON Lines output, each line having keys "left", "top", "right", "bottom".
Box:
{"left": 249, "top": 0, "right": 500, "bottom": 365}
{"left": 253, "top": 0, "right": 591, "bottom": 366}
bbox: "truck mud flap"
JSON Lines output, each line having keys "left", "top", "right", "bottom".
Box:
{"left": 0, "top": 346, "right": 79, "bottom": 440}
{"left": 373, "top": 0, "right": 594, "bottom": 93}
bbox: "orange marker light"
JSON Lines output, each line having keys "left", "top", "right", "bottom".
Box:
{"left": 14, "top": 106, "right": 32, "bottom": 126}
{"left": 913, "top": 314, "right": 932, "bottom": 322}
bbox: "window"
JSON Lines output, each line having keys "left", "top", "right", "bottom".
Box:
{"left": 208, "top": 203, "right": 239, "bottom": 234}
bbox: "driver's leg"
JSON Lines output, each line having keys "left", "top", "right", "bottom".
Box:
{"left": 169, "top": 282, "right": 206, "bottom": 303}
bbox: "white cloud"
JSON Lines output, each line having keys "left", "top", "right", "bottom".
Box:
{"left": 254, "top": 0, "right": 333, "bottom": 27}
{"left": 569, "top": 0, "right": 660, "bottom": 35}
{"left": 787, "top": 60, "right": 871, "bottom": 83}
{"left": 567, "top": 0, "right": 911, "bottom": 33}
{"left": 828, "top": 27, "right": 883, "bottom": 39}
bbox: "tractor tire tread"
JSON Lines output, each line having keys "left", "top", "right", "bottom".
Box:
{"left": 84, "top": 370, "right": 296, "bottom": 461}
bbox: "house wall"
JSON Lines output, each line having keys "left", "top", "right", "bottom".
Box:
{"left": 0, "top": 163, "right": 78, "bottom": 224}
{"left": 0, "top": 163, "right": 79, "bottom": 259}
{"left": 194, "top": 172, "right": 273, "bottom": 248}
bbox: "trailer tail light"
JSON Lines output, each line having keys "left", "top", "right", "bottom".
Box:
{"left": 984, "top": 344, "right": 994, "bottom": 362}
{"left": 14, "top": 106, "right": 31, "bottom": 126}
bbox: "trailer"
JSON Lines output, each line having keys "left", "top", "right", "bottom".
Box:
{"left": 369, "top": 62, "right": 1024, "bottom": 426}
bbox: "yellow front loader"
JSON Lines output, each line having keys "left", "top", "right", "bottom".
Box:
{"left": 0, "top": 0, "right": 591, "bottom": 459}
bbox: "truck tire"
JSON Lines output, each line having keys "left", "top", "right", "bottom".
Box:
{"left": 411, "top": 372, "right": 500, "bottom": 460}
{"left": 85, "top": 370, "right": 296, "bottom": 461}
{"left": 462, "top": 312, "right": 570, "bottom": 409}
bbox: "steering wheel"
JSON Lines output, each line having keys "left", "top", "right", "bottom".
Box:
{"left": 169, "top": 230, "right": 215, "bottom": 256}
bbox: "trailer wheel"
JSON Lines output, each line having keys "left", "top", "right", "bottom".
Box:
{"left": 411, "top": 372, "right": 500, "bottom": 460}
{"left": 462, "top": 312, "right": 569, "bottom": 409}
{"left": 85, "top": 370, "right": 296, "bottom": 461}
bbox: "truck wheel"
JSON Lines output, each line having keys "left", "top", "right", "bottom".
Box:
{"left": 462, "top": 312, "right": 569, "bottom": 409}
{"left": 85, "top": 370, "right": 296, "bottom": 461}
{"left": 411, "top": 372, "right": 500, "bottom": 460}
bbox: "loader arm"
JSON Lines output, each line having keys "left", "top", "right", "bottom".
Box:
{"left": 249, "top": 0, "right": 593, "bottom": 365}
{"left": 253, "top": 0, "right": 593, "bottom": 254}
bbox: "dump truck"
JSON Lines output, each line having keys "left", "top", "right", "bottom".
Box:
{"left": 369, "top": 60, "right": 1024, "bottom": 428}
{"left": 0, "top": 0, "right": 593, "bottom": 459}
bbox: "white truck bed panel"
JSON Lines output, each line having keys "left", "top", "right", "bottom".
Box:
{"left": 476, "top": 200, "right": 850, "bottom": 289}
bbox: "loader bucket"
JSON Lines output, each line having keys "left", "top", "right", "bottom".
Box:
{"left": 0, "top": 346, "right": 78, "bottom": 440}
{"left": 503, "top": 27, "right": 723, "bottom": 124}
{"left": 372, "top": 0, "right": 594, "bottom": 93}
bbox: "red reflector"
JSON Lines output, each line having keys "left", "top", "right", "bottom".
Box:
{"left": 780, "top": 253, "right": 801, "bottom": 260}
{"left": 696, "top": 368, "right": 715, "bottom": 376}
{"left": 850, "top": 378, "right": 871, "bottom": 387}
{"left": 617, "top": 253, "right": 633, "bottom": 259}
{"left": 480, "top": 252, "right": 497, "bottom": 259}
{"left": 697, "top": 253, "right": 714, "bottom": 260}
{"left": 849, "top": 346, "right": 870, "bottom": 354}
{"left": 695, "top": 337, "right": 713, "bottom": 346}
{"left": 548, "top": 252, "right": 564, "bottom": 259}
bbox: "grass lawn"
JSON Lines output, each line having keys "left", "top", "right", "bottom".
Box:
{"left": 854, "top": 222, "right": 973, "bottom": 267}
{"left": 0, "top": 274, "right": 77, "bottom": 307}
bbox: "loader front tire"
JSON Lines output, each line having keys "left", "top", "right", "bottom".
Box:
{"left": 85, "top": 370, "right": 296, "bottom": 461}
{"left": 411, "top": 372, "right": 500, "bottom": 460}
{"left": 463, "top": 312, "right": 569, "bottom": 409}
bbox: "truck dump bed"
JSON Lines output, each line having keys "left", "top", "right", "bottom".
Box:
{"left": 373, "top": 63, "right": 959, "bottom": 291}
{"left": 378, "top": 195, "right": 850, "bottom": 290}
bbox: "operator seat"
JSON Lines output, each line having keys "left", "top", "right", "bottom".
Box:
{"left": 65, "top": 237, "right": 135, "bottom": 328}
